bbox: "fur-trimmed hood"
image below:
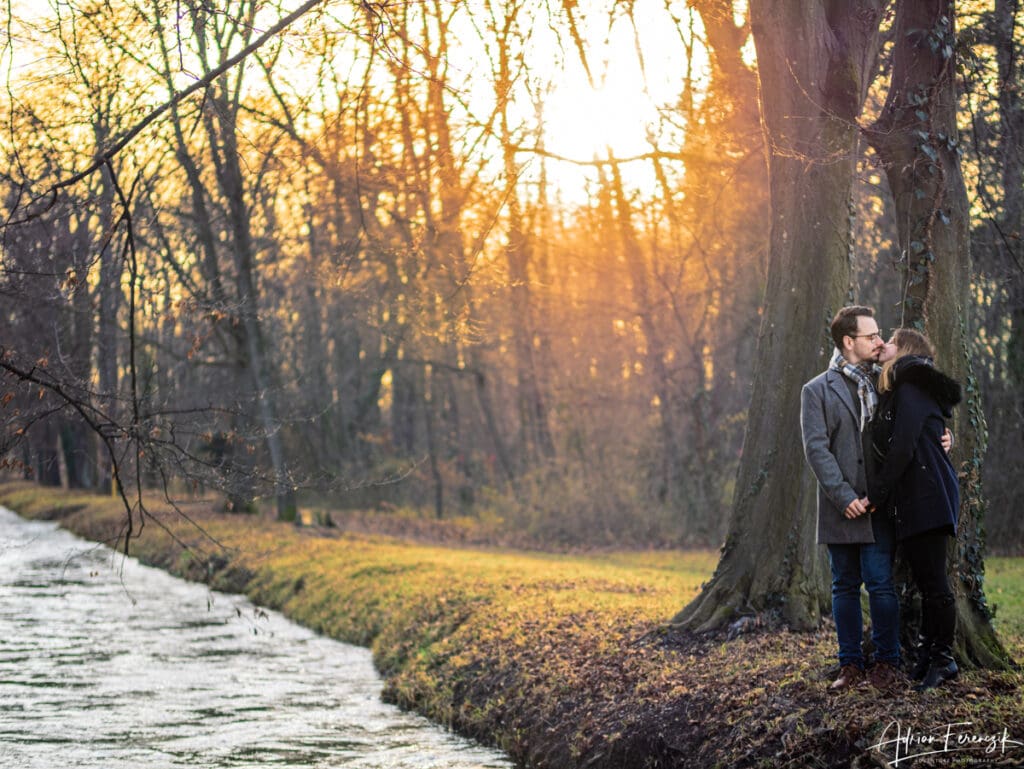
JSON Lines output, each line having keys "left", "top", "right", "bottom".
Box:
{"left": 891, "top": 355, "right": 962, "bottom": 416}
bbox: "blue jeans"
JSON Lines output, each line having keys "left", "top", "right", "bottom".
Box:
{"left": 827, "top": 513, "right": 900, "bottom": 668}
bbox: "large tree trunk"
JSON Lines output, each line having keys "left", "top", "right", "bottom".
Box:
{"left": 866, "top": 0, "right": 1010, "bottom": 668}
{"left": 674, "top": 0, "right": 886, "bottom": 632}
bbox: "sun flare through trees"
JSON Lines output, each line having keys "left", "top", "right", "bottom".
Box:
{"left": 0, "top": 0, "right": 1022, "bottom": 573}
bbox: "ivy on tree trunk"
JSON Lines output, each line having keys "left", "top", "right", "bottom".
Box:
{"left": 866, "top": 0, "right": 1010, "bottom": 669}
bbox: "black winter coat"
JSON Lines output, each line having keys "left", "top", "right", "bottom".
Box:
{"left": 868, "top": 356, "right": 961, "bottom": 541}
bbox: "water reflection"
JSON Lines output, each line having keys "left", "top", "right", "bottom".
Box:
{"left": 0, "top": 507, "right": 511, "bottom": 768}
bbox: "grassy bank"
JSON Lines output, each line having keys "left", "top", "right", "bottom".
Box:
{"left": 2, "top": 481, "right": 1022, "bottom": 769}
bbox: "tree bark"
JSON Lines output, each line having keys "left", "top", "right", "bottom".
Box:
{"left": 865, "top": 0, "right": 1010, "bottom": 668}
{"left": 674, "top": 0, "right": 886, "bottom": 632}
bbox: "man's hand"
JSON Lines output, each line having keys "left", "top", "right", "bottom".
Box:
{"left": 844, "top": 498, "right": 868, "bottom": 519}
{"left": 941, "top": 428, "right": 953, "bottom": 454}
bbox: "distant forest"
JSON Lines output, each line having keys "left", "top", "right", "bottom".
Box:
{"left": 1, "top": 1, "right": 1021, "bottom": 551}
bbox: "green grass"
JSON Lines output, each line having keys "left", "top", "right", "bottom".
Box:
{"left": 987, "top": 557, "right": 1024, "bottom": 660}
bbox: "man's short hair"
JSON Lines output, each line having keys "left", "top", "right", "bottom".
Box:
{"left": 830, "top": 305, "right": 874, "bottom": 348}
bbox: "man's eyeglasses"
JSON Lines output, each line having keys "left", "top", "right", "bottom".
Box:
{"left": 848, "top": 333, "right": 882, "bottom": 340}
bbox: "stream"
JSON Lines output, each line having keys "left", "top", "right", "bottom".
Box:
{"left": 0, "top": 506, "right": 513, "bottom": 768}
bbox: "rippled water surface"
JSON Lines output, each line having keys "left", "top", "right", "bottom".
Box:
{"left": 0, "top": 506, "right": 512, "bottom": 768}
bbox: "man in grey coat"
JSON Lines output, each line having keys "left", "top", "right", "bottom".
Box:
{"left": 801, "top": 305, "right": 900, "bottom": 691}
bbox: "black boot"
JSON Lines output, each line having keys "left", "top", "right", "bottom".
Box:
{"left": 914, "top": 646, "right": 958, "bottom": 691}
{"left": 914, "top": 596, "right": 957, "bottom": 692}
{"left": 909, "top": 633, "right": 933, "bottom": 682}
{"left": 909, "top": 609, "right": 936, "bottom": 681}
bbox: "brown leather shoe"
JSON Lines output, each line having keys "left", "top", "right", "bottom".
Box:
{"left": 829, "top": 664, "right": 865, "bottom": 691}
{"left": 863, "top": 661, "right": 901, "bottom": 691}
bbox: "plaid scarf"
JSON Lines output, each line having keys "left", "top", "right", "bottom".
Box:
{"left": 829, "top": 348, "right": 879, "bottom": 432}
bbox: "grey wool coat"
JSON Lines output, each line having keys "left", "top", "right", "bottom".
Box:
{"left": 800, "top": 368, "right": 875, "bottom": 545}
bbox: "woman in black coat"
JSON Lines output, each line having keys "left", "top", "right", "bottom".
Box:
{"left": 868, "top": 328, "right": 962, "bottom": 691}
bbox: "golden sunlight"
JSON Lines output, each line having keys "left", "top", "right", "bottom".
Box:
{"left": 542, "top": 54, "right": 660, "bottom": 163}
{"left": 525, "top": 0, "right": 710, "bottom": 199}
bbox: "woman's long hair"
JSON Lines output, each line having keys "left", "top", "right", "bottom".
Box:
{"left": 879, "top": 328, "right": 936, "bottom": 392}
